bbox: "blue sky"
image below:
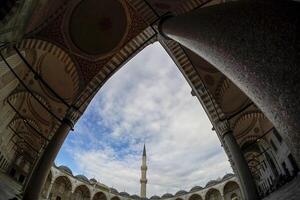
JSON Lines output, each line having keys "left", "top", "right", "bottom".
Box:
{"left": 55, "top": 42, "right": 232, "bottom": 196}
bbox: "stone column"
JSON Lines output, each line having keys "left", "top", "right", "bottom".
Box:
{"left": 45, "top": 180, "right": 55, "bottom": 199}
{"left": 22, "top": 110, "right": 75, "bottom": 200}
{"left": 159, "top": 0, "right": 300, "bottom": 166}
{"left": 223, "top": 131, "right": 258, "bottom": 200}
{"left": 216, "top": 121, "right": 258, "bottom": 200}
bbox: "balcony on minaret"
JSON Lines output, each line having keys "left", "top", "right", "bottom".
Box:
{"left": 140, "top": 179, "right": 147, "bottom": 184}
{"left": 141, "top": 165, "right": 147, "bottom": 170}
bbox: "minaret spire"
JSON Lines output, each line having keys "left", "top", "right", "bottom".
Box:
{"left": 143, "top": 143, "right": 146, "bottom": 156}
{"left": 140, "top": 144, "right": 147, "bottom": 198}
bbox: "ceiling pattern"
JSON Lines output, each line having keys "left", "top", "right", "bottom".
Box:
{"left": 0, "top": 0, "right": 277, "bottom": 180}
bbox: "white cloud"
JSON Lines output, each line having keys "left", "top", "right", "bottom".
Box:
{"left": 58, "top": 42, "right": 232, "bottom": 196}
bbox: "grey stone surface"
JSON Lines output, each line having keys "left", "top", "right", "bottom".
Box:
{"left": 263, "top": 175, "right": 300, "bottom": 200}
{"left": 160, "top": 0, "right": 300, "bottom": 167}
{"left": 0, "top": 171, "right": 21, "bottom": 200}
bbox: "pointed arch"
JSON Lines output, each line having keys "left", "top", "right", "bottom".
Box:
{"left": 205, "top": 188, "right": 222, "bottom": 200}
{"left": 223, "top": 181, "right": 241, "bottom": 200}
{"left": 189, "top": 193, "right": 203, "bottom": 200}
{"left": 73, "top": 184, "right": 91, "bottom": 200}
{"left": 93, "top": 191, "right": 107, "bottom": 200}
{"left": 51, "top": 175, "right": 73, "bottom": 199}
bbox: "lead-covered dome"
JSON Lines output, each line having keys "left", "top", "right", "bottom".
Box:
{"left": 131, "top": 194, "right": 140, "bottom": 199}
{"left": 110, "top": 187, "right": 119, "bottom": 194}
{"left": 150, "top": 195, "right": 160, "bottom": 199}
{"left": 222, "top": 173, "right": 234, "bottom": 180}
{"left": 189, "top": 186, "right": 203, "bottom": 192}
{"left": 58, "top": 165, "right": 73, "bottom": 175}
{"left": 205, "top": 180, "right": 218, "bottom": 187}
{"left": 90, "top": 178, "right": 97, "bottom": 183}
{"left": 161, "top": 193, "right": 173, "bottom": 198}
{"left": 75, "top": 174, "right": 89, "bottom": 182}
{"left": 120, "top": 192, "right": 130, "bottom": 197}
{"left": 175, "top": 190, "right": 188, "bottom": 196}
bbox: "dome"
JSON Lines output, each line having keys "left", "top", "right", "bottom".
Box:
{"left": 175, "top": 190, "right": 188, "bottom": 196}
{"left": 150, "top": 195, "right": 160, "bottom": 199}
{"left": 222, "top": 173, "right": 234, "bottom": 180}
{"left": 58, "top": 165, "right": 73, "bottom": 175}
{"left": 120, "top": 192, "right": 130, "bottom": 197}
{"left": 131, "top": 194, "right": 140, "bottom": 199}
{"left": 161, "top": 193, "right": 174, "bottom": 198}
{"left": 189, "top": 186, "right": 203, "bottom": 192}
{"left": 205, "top": 180, "right": 218, "bottom": 187}
{"left": 90, "top": 178, "right": 97, "bottom": 183}
{"left": 110, "top": 187, "right": 119, "bottom": 194}
{"left": 75, "top": 174, "right": 89, "bottom": 182}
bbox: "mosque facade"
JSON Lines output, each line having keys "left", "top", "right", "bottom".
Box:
{"left": 37, "top": 145, "right": 242, "bottom": 200}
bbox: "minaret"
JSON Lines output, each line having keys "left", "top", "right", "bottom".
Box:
{"left": 140, "top": 144, "right": 147, "bottom": 198}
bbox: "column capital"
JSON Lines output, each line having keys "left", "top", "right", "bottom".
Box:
{"left": 64, "top": 108, "right": 81, "bottom": 130}
{"left": 215, "top": 120, "right": 231, "bottom": 137}
{"left": 158, "top": 13, "right": 174, "bottom": 40}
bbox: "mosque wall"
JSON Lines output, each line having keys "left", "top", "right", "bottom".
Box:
{"left": 40, "top": 165, "right": 242, "bottom": 200}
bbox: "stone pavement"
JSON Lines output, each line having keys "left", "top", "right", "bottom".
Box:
{"left": 263, "top": 175, "right": 300, "bottom": 200}
{"left": 0, "top": 171, "right": 22, "bottom": 200}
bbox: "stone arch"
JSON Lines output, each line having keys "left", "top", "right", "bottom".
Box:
{"left": 41, "top": 169, "right": 53, "bottom": 198}
{"left": 9, "top": 117, "right": 45, "bottom": 147}
{"left": 239, "top": 135, "right": 258, "bottom": 149}
{"left": 233, "top": 111, "right": 266, "bottom": 139}
{"left": 73, "top": 184, "right": 91, "bottom": 200}
{"left": 189, "top": 193, "right": 203, "bottom": 200}
{"left": 215, "top": 78, "right": 249, "bottom": 115}
{"left": 6, "top": 90, "right": 51, "bottom": 111}
{"left": 111, "top": 196, "right": 121, "bottom": 200}
{"left": 16, "top": 39, "right": 82, "bottom": 102}
{"left": 51, "top": 175, "right": 73, "bottom": 200}
{"left": 223, "top": 181, "right": 241, "bottom": 200}
{"left": 205, "top": 188, "right": 222, "bottom": 200}
{"left": 14, "top": 141, "right": 36, "bottom": 158}
{"left": 230, "top": 193, "right": 238, "bottom": 200}
{"left": 7, "top": 90, "right": 56, "bottom": 134}
{"left": 10, "top": 117, "right": 42, "bottom": 133}
{"left": 93, "top": 191, "right": 107, "bottom": 200}
{"left": 233, "top": 112, "right": 266, "bottom": 131}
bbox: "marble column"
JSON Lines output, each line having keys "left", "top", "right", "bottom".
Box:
{"left": 223, "top": 131, "right": 258, "bottom": 200}
{"left": 22, "top": 112, "right": 74, "bottom": 200}
{"left": 159, "top": 0, "right": 300, "bottom": 166}
{"left": 214, "top": 120, "right": 258, "bottom": 200}
{"left": 45, "top": 180, "right": 55, "bottom": 199}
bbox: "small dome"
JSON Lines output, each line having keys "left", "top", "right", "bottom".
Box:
{"left": 75, "top": 174, "right": 89, "bottom": 182}
{"left": 189, "top": 186, "right": 203, "bottom": 192}
{"left": 205, "top": 180, "right": 218, "bottom": 187}
{"left": 131, "top": 194, "right": 140, "bottom": 199}
{"left": 110, "top": 188, "right": 119, "bottom": 194}
{"left": 90, "top": 178, "right": 97, "bottom": 183}
{"left": 222, "top": 173, "right": 234, "bottom": 180}
{"left": 161, "top": 193, "right": 174, "bottom": 198}
{"left": 175, "top": 190, "right": 187, "bottom": 196}
{"left": 150, "top": 195, "right": 160, "bottom": 199}
{"left": 58, "top": 165, "right": 73, "bottom": 175}
{"left": 120, "top": 192, "right": 130, "bottom": 197}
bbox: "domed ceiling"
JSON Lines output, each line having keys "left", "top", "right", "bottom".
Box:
{"left": 69, "top": 0, "right": 129, "bottom": 56}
